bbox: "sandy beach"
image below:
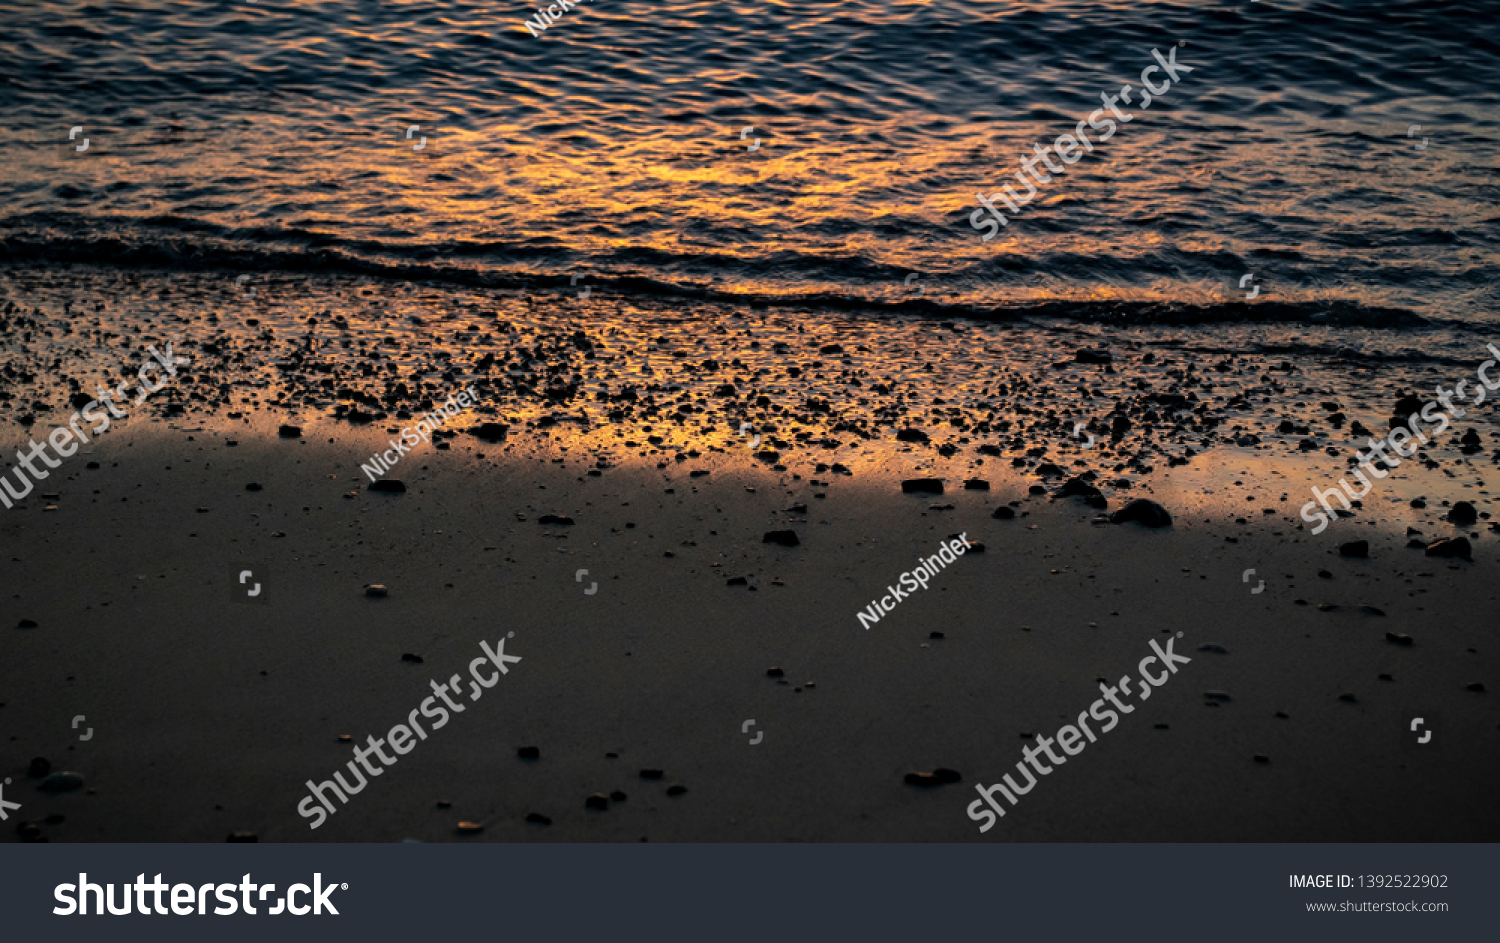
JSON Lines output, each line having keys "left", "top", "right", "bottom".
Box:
{"left": 3, "top": 269, "right": 1497, "bottom": 842}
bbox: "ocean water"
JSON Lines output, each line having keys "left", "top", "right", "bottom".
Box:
{"left": 0, "top": 0, "right": 1497, "bottom": 334}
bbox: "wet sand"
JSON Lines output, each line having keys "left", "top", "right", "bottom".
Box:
{"left": 2, "top": 269, "right": 1498, "bottom": 841}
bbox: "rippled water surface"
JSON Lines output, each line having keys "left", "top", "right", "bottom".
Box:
{"left": 1, "top": 0, "right": 1497, "bottom": 328}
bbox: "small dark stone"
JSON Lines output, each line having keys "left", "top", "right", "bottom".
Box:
{"left": 1203, "top": 691, "right": 1232, "bottom": 702}
{"left": 538, "top": 514, "right": 575, "bottom": 525}
{"left": 17, "top": 619, "right": 38, "bottom": 629}
{"left": 1339, "top": 540, "right": 1369, "bottom": 558}
{"left": 400, "top": 653, "right": 424, "bottom": 663}
{"left": 28, "top": 757, "right": 50, "bottom": 778}
{"left": 1075, "top": 348, "right": 1112, "bottom": 364}
{"left": 762, "top": 530, "right": 800, "bottom": 546}
{"left": 896, "top": 429, "right": 929, "bottom": 443}
{"left": 929, "top": 631, "right": 945, "bottom": 639}
{"left": 1109, "top": 499, "right": 1172, "bottom": 528}
{"left": 517, "top": 746, "right": 540, "bottom": 760}
{"left": 609, "top": 790, "right": 628, "bottom": 802}
{"left": 964, "top": 479, "right": 990, "bottom": 490}
{"left": 1056, "top": 476, "right": 1103, "bottom": 501}
{"left": 474, "top": 422, "right": 509, "bottom": 441}
{"left": 1467, "top": 682, "right": 1486, "bottom": 692}
{"left": 38, "top": 772, "right": 84, "bottom": 793}
{"left": 369, "top": 479, "right": 407, "bottom": 493}
{"left": 1338, "top": 693, "right": 1358, "bottom": 703}
{"left": 1410, "top": 498, "right": 1426, "bottom": 509}
{"left": 666, "top": 784, "right": 687, "bottom": 796}
{"left": 904, "top": 768, "right": 962, "bottom": 787}
{"left": 1386, "top": 633, "right": 1413, "bottom": 646}
{"left": 1252, "top": 755, "right": 1270, "bottom": 764}
{"left": 226, "top": 832, "right": 258, "bottom": 843}
{"left": 766, "top": 667, "right": 784, "bottom": 678}
{"left": 585, "top": 793, "right": 610, "bottom": 810}
{"left": 1197, "top": 644, "right": 1228, "bottom": 654}
{"left": 992, "top": 506, "right": 1015, "bottom": 519}
{"left": 1028, "top": 484, "right": 1047, "bottom": 495}
{"left": 245, "top": 483, "right": 263, "bottom": 492}
{"left": 525, "top": 812, "right": 552, "bottom": 825}
{"left": 1426, "top": 537, "right": 1472, "bottom": 559}
{"left": 639, "top": 769, "right": 664, "bottom": 780}
{"left": 15, "top": 822, "right": 43, "bottom": 841}
{"left": 1449, "top": 501, "right": 1478, "bottom": 525}
{"left": 277, "top": 424, "right": 302, "bottom": 438}
{"left": 726, "top": 576, "right": 748, "bottom": 586}
{"left": 901, "top": 478, "right": 944, "bottom": 494}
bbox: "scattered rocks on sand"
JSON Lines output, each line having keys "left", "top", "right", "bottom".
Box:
{"left": 1426, "top": 537, "right": 1472, "bottom": 559}
{"left": 1108, "top": 499, "right": 1172, "bottom": 528}
{"left": 904, "top": 768, "right": 962, "bottom": 787}
{"left": 1339, "top": 540, "right": 1369, "bottom": 558}
{"left": 38, "top": 771, "right": 84, "bottom": 793}
{"left": 763, "top": 530, "right": 800, "bottom": 547}
{"left": 369, "top": 479, "right": 406, "bottom": 493}
{"left": 901, "top": 478, "right": 944, "bottom": 494}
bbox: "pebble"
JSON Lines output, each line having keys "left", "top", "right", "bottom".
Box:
{"left": 1386, "top": 633, "right": 1413, "bottom": 646}
{"left": 1252, "top": 755, "right": 1270, "bottom": 764}
{"left": 245, "top": 482, "right": 263, "bottom": 491}
{"left": 538, "top": 514, "right": 575, "bottom": 525}
{"left": 226, "top": 832, "right": 258, "bottom": 842}
{"left": 585, "top": 794, "right": 610, "bottom": 810}
{"left": 1108, "top": 499, "right": 1173, "bottom": 528}
{"left": 1467, "top": 682, "right": 1486, "bottom": 692}
{"left": 474, "top": 422, "right": 509, "bottom": 441}
{"left": 278, "top": 424, "right": 302, "bottom": 438}
{"left": 762, "top": 530, "right": 800, "bottom": 547}
{"left": 766, "top": 667, "right": 784, "bottom": 678}
{"left": 609, "top": 790, "right": 628, "bottom": 802}
{"left": 964, "top": 479, "right": 990, "bottom": 490}
{"left": 901, "top": 478, "right": 944, "bottom": 494}
{"left": 17, "top": 619, "right": 38, "bottom": 629}
{"left": 28, "top": 757, "right": 50, "bottom": 778}
{"left": 992, "top": 506, "right": 1015, "bottom": 519}
{"left": 903, "top": 768, "right": 962, "bottom": 787}
{"left": 401, "top": 653, "right": 424, "bottom": 663}
{"left": 365, "top": 584, "right": 389, "bottom": 597}
{"left": 1426, "top": 537, "right": 1472, "bottom": 559}
{"left": 525, "top": 812, "right": 552, "bottom": 825}
{"left": 457, "top": 822, "right": 484, "bottom": 834}
{"left": 517, "top": 746, "right": 540, "bottom": 760}
{"left": 896, "top": 429, "right": 930, "bottom": 443}
{"left": 1449, "top": 501, "right": 1478, "bottom": 525}
{"left": 1338, "top": 693, "right": 1358, "bottom": 702}
{"left": 369, "top": 479, "right": 407, "bottom": 493}
{"left": 639, "top": 769, "right": 664, "bottom": 780}
{"left": 666, "top": 784, "right": 687, "bottom": 796}
{"left": 1339, "top": 540, "right": 1369, "bottom": 558}
{"left": 38, "top": 771, "right": 84, "bottom": 793}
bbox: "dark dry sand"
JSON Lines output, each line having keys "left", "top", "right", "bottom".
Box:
{"left": 2, "top": 413, "right": 1497, "bottom": 842}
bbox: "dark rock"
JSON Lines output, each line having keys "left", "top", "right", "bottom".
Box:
{"left": 400, "top": 653, "right": 424, "bottom": 664}
{"left": 1253, "top": 755, "right": 1270, "bottom": 764}
{"left": 1028, "top": 484, "right": 1047, "bottom": 495}
{"left": 1386, "top": 633, "right": 1413, "bottom": 646}
{"left": 517, "top": 746, "right": 540, "bottom": 760}
{"left": 1467, "top": 682, "right": 1486, "bottom": 692}
{"left": 1197, "top": 644, "right": 1228, "bottom": 654}
{"left": 38, "top": 772, "right": 84, "bottom": 793}
{"left": 474, "top": 422, "right": 509, "bottom": 441}
{"left": 364, "top": 584, "right": 388, "bottom": 597}
{"left": 609, "top": 790, "right": 628, "bottom": 802}
{"left": 1426, "top": 537, "right": 1472, "bottom": 559}
{"left": 1109, "top": 499, "right": 1172, "bottom": 528}
{"left": 901, "top": 478, "right": 944, "bottom": 494}
{"left": 28, "top": 757, "right": 50, "bottom": 778}
{"left": 639, "top": 769, "right": 664, "bottom": 780}
{"left": 929, "top": 631, "right": 945, "bottom": 639}
{"left": 992, "top": 506, "right": 1015, "bottom": 519}
{"left": 1056, "top": 476, "right": 1103, "bottom": 501}
{"left": 766, "top": 667, "right": 784, "bottom": 678}
{"left": 585, "top": 794, "right": 609, "bottom": 810}
{"left": 1360, "top": 606, "right": 1386, "bottom": 617}
{"left": 16, "top": 822, "right": 43, "bottom": 841}
{"left": 1203, "top": 691, "right": 1232, "bottom": 702}
{"left": 1075, "top": 348, "right": 1112, "bottom": 364}
{"left": 1339, "top": 540, "right": 1369, "bottom": 558}
{"left": 226, "top": 832, "right": 258, "bottom": 842}
{"left": 896, "top": 429, "right": 929, "bottom": 443}
{"left": 525, "top": 812, "right": 552, "bottom": 825}
{"left": 1410, "top": 498, "right": 1426, "bottom": 508}
{"left": 278, "top": 424, "right": 302, "bottom": 438}
{"left": 245, "top": 483, "right": 263, "bottom": 492}
{"left": 763, "top": 530, "right": 800, "bottom": 547}
{"left": 666, "top": 784, "right": 687, "bottom": 796}
{"left": 964, "top": 479, "right": 990, "bottom": 490}
{"left": 1338, "top": 693, "right": 1358, "bottom": 703}
{"left": 538, "top": 514, "right": 575, "bottom": 525}
{"left": 1449, "top": 501, "right": 1478, "bottom": 525}
{"left": 457, "top": 822, "right": 483, "bottom": 834}
{"left": 726, "top": 576, "right": 748, "bottom": 586}
{"left": 369, "top": 479, "right": 407, "bottom": 493}
{"left": 904, "top": 768, "right": 962, "bottom": 787}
